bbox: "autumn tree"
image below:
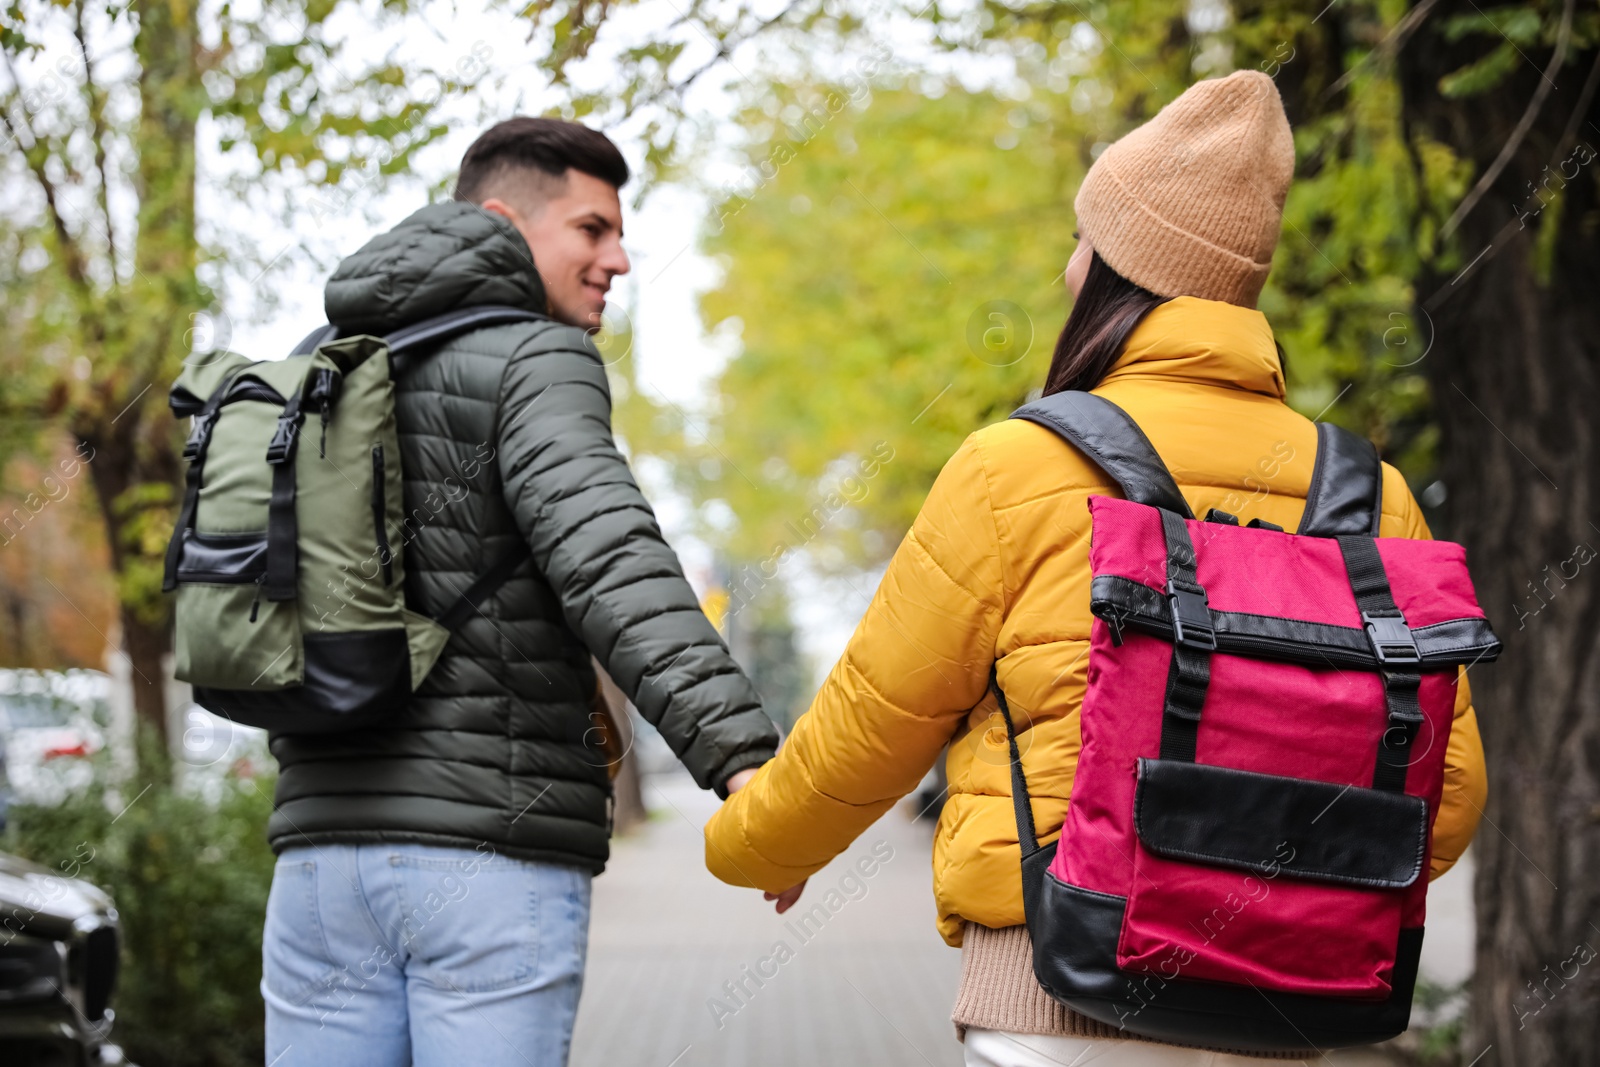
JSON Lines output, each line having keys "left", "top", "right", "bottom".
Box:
{"left": 1, "top": 0, "right": 478, "bottom": 765}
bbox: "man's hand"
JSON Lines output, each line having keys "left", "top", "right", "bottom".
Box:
{"left": 764, "top": 881, "right": 807, "bottom": 915}
{"left": 724, "top": 767, "right": 760, "bottom": 794}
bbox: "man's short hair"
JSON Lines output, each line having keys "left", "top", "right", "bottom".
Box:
{"left": 454, "top": 117, "right": 630, "bottom": 207}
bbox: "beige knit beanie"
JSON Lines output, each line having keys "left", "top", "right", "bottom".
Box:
{"left": 1073, "top": 70, "right": 1295, "bottom": 307}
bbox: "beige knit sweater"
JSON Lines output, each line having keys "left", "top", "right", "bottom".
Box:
{"left": 951, "top": 923, "right": 1301, "bottom": 1060}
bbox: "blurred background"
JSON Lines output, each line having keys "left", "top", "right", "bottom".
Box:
{"left": 0, "top": 0, "right": 1595, "bottom": 1064}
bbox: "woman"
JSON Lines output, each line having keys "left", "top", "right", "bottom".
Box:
{"left": 705, "top": 70, "right": 1486, "bottom": 1066}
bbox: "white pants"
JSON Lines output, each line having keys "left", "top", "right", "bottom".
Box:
{"left": 963, "top": 1028, "right": 1312, "bottom": 1066}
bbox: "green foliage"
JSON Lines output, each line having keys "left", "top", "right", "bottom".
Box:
{"left": 694, "top": 83, "right": 1083, "bottom": 566}
{"left": 665, "top": 5, "right": 1472, "bottom": 572}
{"left": 1260, "top": 65, "right": 1443, "bottom": 472}
{"left": 519, "top": 0, "right": 857, "bottom": 185}
{"left": 1438, "top": 41, "right": 1521, "bottom": 98}
{"left": 7, "top": 759, "right": 278, "bottom": 1067}
{"left": 1386, "top": 976, "right": 1470, "bottom": 1065}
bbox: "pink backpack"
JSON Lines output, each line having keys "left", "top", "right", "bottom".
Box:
{"left": 995, "top": 392, "right": 1500, "bottom": 1053}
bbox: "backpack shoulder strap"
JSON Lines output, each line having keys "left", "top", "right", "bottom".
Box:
{"left": 1009, "top": 391, "right": 1194, "bottom": 518}
{"left": 384, "top": 305, "right": 548, "bottom": 360}
{"left": 289, "top": 324, "right": 339, "bottom": 357}
{"left": 288, "top": 304, "right": 548, "bottom": 362}
{"left": 1296, "top": 422, "right": 1383, "bottom": 537}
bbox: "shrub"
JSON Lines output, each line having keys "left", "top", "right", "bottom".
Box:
{"left": 6, "top": 768, "right": 276, "bottom": 1067}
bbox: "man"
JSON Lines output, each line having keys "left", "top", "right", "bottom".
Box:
{"left": 260, "top": 117, "right": 777, "bottom": 1067}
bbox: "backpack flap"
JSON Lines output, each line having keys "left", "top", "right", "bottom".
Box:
{"left": 1132, "top": 758, "right": 1426, "bottom": 890}
{"left": 168, "top": 352, "right": 325, "bottom": 693}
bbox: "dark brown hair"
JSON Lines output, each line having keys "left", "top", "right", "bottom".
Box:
{"left": 1041, "top": 252, "right": 1170, "bottom": 396}
{"left": 454, "top": 117, "right": 630, "bottom": 203}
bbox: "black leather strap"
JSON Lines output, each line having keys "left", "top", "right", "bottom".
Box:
{"left": 1010, "top": 392, "right": 1194, "bottom": 518}
{"left": 1089, "top": 574, "right": 1502, "bottom": 668}
{"left": 290, "top": 305, "right": 548, "bottom": 368}
{"left": 1298, "top": 423, "right": 1383, "bottom": 537}
{"left": 1337, "top": 536, "right": 1424, "bottom": 792}
{"left": 994, "top": 668, "right": 1069, "bottom": 929}
{"left": 384, "top": 306, "right": 546, "bottom": 358}
{"left": 435, "top": 545, "right": 531, "bottom": 631}
{"left": 1158, "top": 510, "right": 1213, "bottom": 762}
{"left": 289, "top": 323, "right": 339, "bottom": 357}
{"left": 991, "top": 668, "right": 1041, "bottom": 858}
{"left": 263, "top": 388, "right": 307, "bottom": 601}
{"left": 162, "top": 369, "right": 246, "bottom": 592}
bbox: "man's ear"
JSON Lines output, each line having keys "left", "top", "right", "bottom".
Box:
{"left": 478, "top": 197, "right": 521, "bottom": 226}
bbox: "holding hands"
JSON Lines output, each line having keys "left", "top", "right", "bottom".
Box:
{"left": 722, "top": 766, "right": 807, "bottom": 914}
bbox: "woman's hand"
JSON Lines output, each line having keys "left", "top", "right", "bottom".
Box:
{"left": 718, "top": 768, "right": 802, "bottom": 910}
{"left": 764, "top": 881, "right": 807, "bottom": 915}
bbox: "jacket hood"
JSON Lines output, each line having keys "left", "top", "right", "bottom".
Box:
{"left": 1099, "top": 295, "right": 1286, "bottom": 399}
{"left": 324, "top": 201, "right": 549, "bottom": 335}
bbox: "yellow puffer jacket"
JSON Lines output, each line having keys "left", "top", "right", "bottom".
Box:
{"left": 705, "top": 296, "right": 1487, "bottom": 947}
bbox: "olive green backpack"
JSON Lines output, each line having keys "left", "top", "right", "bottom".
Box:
{"left": 162, "top": 307, "right": 541, "bottom": 734}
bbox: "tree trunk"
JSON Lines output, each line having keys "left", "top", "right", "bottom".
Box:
{"left": 63, "top": 0, "right": 204, "bottom": 764}
{"left": 82, "top": 426, "right": 179, "bottom": 753}
{"left": 1401, "top": 9, "right": 1600, "bottom": 1063}
{"left": 119, "top": 602, "right": 172, "bottom": 746}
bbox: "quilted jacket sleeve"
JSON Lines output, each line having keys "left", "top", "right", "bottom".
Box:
{"left": 496, "top": 326, "right": 778, "bottom": 796}
{"left": 703, "top": 433, "right": 1005, "bottom": 891}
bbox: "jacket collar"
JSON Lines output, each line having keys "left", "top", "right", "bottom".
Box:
{"left": 1098, "top": 296, "right": 1285, "bottom": 399}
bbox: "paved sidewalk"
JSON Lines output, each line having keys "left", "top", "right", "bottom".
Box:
{"left": 570, "top": 769, "right": 1455, "bottom": 1066}
{"left": 570, "top": 770, "right": 963, "bottom": 1067}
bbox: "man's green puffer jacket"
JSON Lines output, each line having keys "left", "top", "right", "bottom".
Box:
{"left": 266, "top": 202, "right": 778, "bottom": 871}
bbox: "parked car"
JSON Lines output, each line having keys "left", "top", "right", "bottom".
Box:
{"left": 0, "top": 758, "right": 130, "bottom": 1065}
{"left": 0, "top": 669, "right": 269, "bottom": 806}
{"left": 0, "top": 671, "right": 107, "bottom": 807}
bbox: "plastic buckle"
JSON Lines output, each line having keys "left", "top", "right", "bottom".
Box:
{"left": 1166, "top": 580, "right": 1216, "bottom": 651}
{"left": 183, "top": 412, "right": 215, "bottom": 460}
{"left": 1363, "top": 611, "right": 1419, "bottom": 665}
{"left": 266, "top": 414, "right": 302, "bottom": 465}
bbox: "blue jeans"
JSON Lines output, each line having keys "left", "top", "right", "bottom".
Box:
{"left": 262, "top": 843, "right": 591, "bottom": 1067}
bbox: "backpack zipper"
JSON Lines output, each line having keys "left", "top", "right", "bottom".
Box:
{"left": 249, "top": 573, "right": 264, "bottom": 622}
{"left": 371, "top": 443, "right": 394, "bottom": 585}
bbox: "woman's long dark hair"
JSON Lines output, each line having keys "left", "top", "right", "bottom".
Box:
{"left": 1041, "top": 252, "right": 1169, "bottom": 396}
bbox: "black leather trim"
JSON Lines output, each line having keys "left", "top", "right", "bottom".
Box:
{"left": 1021, "top": 838, "right": 1059, "bottom": 928}
{"left": 222, "top": 375, "right": 289, "bottom": 408}
{"left": 1133, "top": 758, "right": 1426, "bottom": 889}
{"left": 1030, "top": 872, "right": 1419, "bottom": 1051}
{"left": 1010, "top": 392, "right": 1194, "bottom": 518}
{"left": 194, "top": 628, "right": 410, "bottom": 734}
{"left": 175, "top": 530, "right": 268, "bottom": 583}
{"left": 170, "top": 375, "right": 288, "bottom": 418}
{"left": 1091, "top": 574, "right": 1501, "bottom": 667}
{"left": 1409, "top": 617, "right": 1503, "bottom": 662}
{"left": 1297, "top": 423, "right": 1382, "bottom": 537}
{"left": 169, "top": 386, "right": 206, "bottom": 418}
